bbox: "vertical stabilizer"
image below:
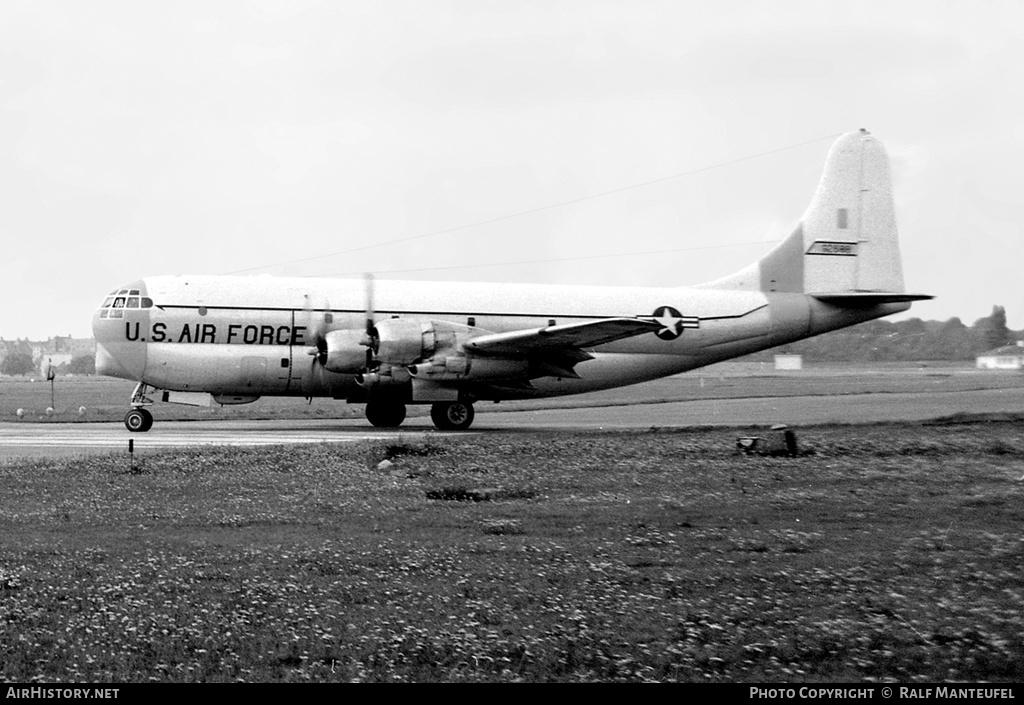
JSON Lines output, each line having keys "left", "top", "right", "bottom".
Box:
{"left": 801, "top": 129, "right": 904, "bottom": 294}
{"left": 698, "top": 130, "right": 928, "bottom": 303}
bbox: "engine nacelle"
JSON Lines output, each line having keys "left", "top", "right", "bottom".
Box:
{"left": 356, "top": 366, "right": 412, "bottom": 389}
{"left": 356, "top": 317, "right": 483, "bottom": 369}
{"left": 323, "top": 329, "right": 369, "bottom": 373}
{"left": 410, "top": 356, "right": 530, "bottom": 381}
{"left": 373, "top": 318, "right": 436, "bottom": 366}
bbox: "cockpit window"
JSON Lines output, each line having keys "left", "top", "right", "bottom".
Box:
{"left": 99, "top": 288, "right": 152, "bottom": 318}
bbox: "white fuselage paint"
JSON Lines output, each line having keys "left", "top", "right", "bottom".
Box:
{"left": 92, "top": 274, "right": 907, "bottom": 404}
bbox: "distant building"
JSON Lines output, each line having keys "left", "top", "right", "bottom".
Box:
{"left": 36, "top": 337, "right": 96, "bottom": 375}
{"left": 0, "top": 337, "right": 96, "bottom": 376}
{"left": 976, "top": 341, "right": 1024, "bottom": 370}
{"left": 774, "top": 354, "right": 803, "bottom": 371}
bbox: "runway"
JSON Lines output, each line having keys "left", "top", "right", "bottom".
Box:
{"left": 0, "top": 420, "right": 458, "bottom": 459}
{"left": 2, "top": 386, "right": 1022, "bottom": 459}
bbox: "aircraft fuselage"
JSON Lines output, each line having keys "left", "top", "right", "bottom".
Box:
{"left": 93, "top": 275, "right": 906, "bottom": 404}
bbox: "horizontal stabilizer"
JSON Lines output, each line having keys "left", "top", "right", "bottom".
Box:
{"left": 812, "top": 292, "right": 934, "bottom": 307}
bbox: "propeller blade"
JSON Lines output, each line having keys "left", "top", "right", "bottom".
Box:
{"left": 364, "top": 272, "right": 375, "bottom": 335}
{"left": 363, "top": 273, "right": 377, "bottom": 370}
{"left": 303, "top": 293, "right": 330, "bottom": 365}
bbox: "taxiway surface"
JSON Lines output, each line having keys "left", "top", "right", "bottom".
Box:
{"left": 2, "top": 387, "right": 1022, "bottom": 459}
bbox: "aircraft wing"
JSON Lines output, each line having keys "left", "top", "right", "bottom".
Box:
{"left": 464, "top": 318, "right": 663, "bottom": 358}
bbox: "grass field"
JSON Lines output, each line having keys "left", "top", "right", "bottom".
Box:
{"left": 1, "top": 418, "right": 1023, "bottom": 682}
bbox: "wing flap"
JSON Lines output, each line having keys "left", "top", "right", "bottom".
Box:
{"left": 464, "top": 318, "right": 662, "bottom": 358}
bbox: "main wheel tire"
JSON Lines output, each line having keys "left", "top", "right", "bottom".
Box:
{"left": 365, "top": 401, "right": 407, "bottom": 428}
{"left": 430, "top": 401, "right": 475, "bottom": 431}
{"left": 124, "top": 408, "right": 153, "bottom": 433}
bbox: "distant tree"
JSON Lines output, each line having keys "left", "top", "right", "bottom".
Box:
{"left": 1, "top": 352, "right": 36, "bottom": 376}
{"left": 68, "top": 355, "right": 95, "bottom": 375}
{"left": 6, "top": 339, "right": 33, "bottom": 356}
{"left": 974, "top": 305, "right": 1012, "bottom": 351}
{"left": 900, "top": 317, "right": 928, "bottom": 335}
{"left": 925, "top": 317, "right": 977, "bottom": 360}
{"left": 744, "top": 312, "right": 1019, "bottom": 363}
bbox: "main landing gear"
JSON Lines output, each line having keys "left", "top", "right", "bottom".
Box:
{"left": 363, "top": 400, "right": 476, "bottom": 431}
{"left": 430, "top": 401, "right": 475, "bottom": 431}
{"left": 364, "top": 400, "right": 407, "bottom": 428}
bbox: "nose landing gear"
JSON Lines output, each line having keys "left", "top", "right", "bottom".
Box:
{"left": 124, "top": 407, "right": 153, "bottom": 432}
{"left": 125, "top": 382, "right": 155, "bottom": 432}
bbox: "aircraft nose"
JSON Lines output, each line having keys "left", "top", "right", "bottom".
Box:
{"left": 92, "top": 313, "right": 147, "bottom": 382}
{"left": 92, "top": 280, "right": 150, "bottom": 381}
{"left": 94, "top": 341, "right": 146, "bottom": 381}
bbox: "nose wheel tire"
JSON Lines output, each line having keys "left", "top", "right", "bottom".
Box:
{"left": 124, "top": 408, "right": 154, "bottom": 433}
{"left": 430, "top": 401, "right": 475, "bottom": 431}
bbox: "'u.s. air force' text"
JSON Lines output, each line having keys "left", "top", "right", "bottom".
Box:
{"left": 125, "top": 322, "right": 309, "bottom": 345}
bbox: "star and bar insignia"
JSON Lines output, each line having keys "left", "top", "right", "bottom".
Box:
{"left": 648, "top": 306, "right": 699, "bottom": 340}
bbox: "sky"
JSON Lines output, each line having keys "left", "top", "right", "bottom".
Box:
{"left": 2, "top": 0, "right": 1023, "bottom": 341}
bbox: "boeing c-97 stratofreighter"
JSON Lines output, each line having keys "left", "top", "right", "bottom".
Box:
{"left": 93, "top": 130, "right": 931, "bottom": 432}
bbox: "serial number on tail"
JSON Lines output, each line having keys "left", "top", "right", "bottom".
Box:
{"left": 807, "top": 240, "right": 858, "bottom": 256}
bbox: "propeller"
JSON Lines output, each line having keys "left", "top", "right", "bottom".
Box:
{"left": 362, "top": 273, "right": 377, "bottom": 371}
{"left": 304, "top": 293, "right": 331, "bottom": 375}
{"left": 303, "top": 276, "right": 379, "bottom": 389}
